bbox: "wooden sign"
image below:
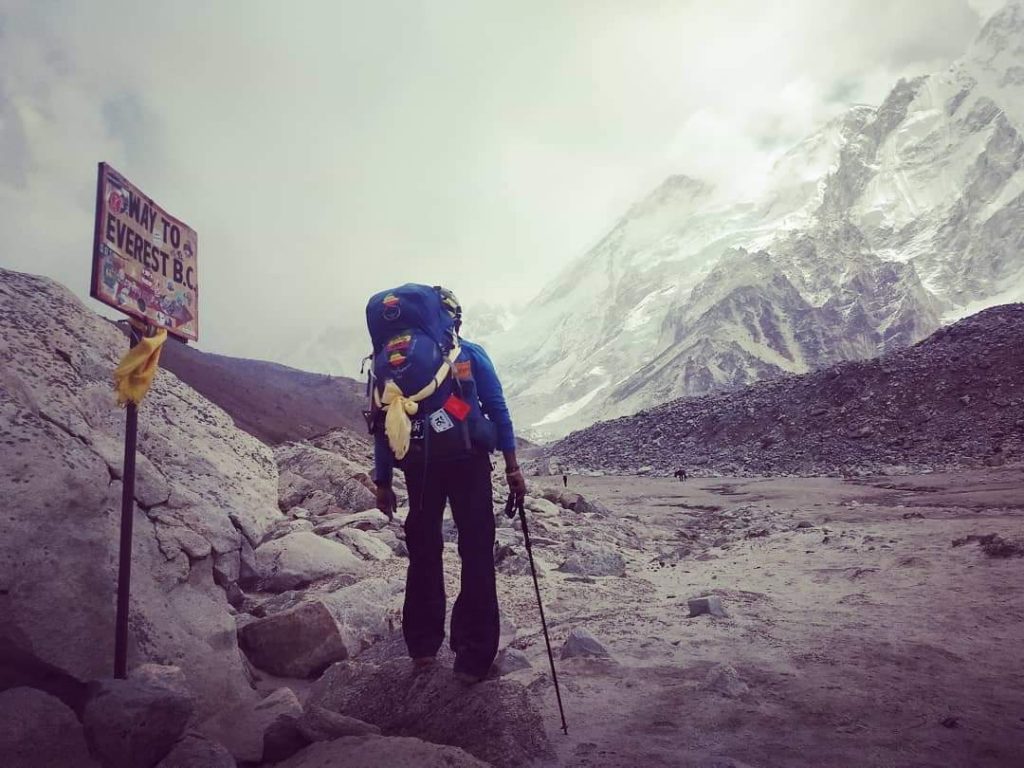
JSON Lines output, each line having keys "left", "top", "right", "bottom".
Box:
{"left": 90, "top": 162, "right": 199, "bottom": 341}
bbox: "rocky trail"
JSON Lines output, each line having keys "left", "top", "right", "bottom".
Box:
{"left": 513, "top": 470, "right": 1024, "bottom": 767}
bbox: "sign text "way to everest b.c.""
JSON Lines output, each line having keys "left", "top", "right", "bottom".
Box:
{"left": 90, "top": 162, "right": 199, "bottom": 340}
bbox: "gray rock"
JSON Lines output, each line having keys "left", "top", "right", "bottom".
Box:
{"left": 698, "top": 758, "right": 758, "bottom": 768}
{"left": 238, "top": 601, "right": 349, "bottom": 678}
{"left": 494, "top": 543, "right": 533, "bottom": 576}
{"left": 213, "top": 550, "right": 241, "bottom": 588}
{"left": 83, "top": 676, "right": 194, "bottom": 768}
{"left": 557, "top": 540, "right": 626, "bottom": 577}
{"left": 308, "top": 660, "right": 553, "bottom": 768}
{"left": 297, "top": 705, "right": 381, "bottom": 741}
{"left": 541, "top": 489, "right": 583, "bottom": 509}
{"left": 494, "top": 528, "right": 519, "bottom": 548}
{"left": 0, "top": 642, "right": 90, "bottom": 717}
{"left": 225, "top": 583, "right": 245, "bottom": 609}
{"left": 524, "top": 497, "right": 561, "bottom": 516}
{"left": 240, "top": 579, "right": 398, "bottom": 678}
{"left": 131, "top": 663, "right": 194, "bottom": 703}
{"left": 373, "top": 527, "right": 408, "bottom": 557}
{"left": 199, "top": 687, "right": 302, "bottom": 764}
{"left": 156, "top": 733, "right": 236, "bottom": 768}
{"left": 254, "top": 531, "right": 365, "bottom": 592}
{"left": 560, "top": 627, "right": 611, "bottom": 659}
{"left": 314, "top": 510, "right": 391, "bottom": 535}
{"left": 0, "top": 687, "right": 100, "bottom": 768}
{"left": 701, "top": 663, "right": 750, "bottom": 699}
{"left": 688, "top": 595, "right": 729, "bottom": 618}
{"left": 276, "top": 736, "right": 490, "bottom": 768}
{"left": 319, "top": 578, "right": 401, "bottom": 655}
{"left": 239, "top": 537, "right": 259, "bottom": 588}
{"left": 275, "top": 441, "right": 377, "bottom": 515}
{"left": 494, "top": 648, "right": 532, "bottom": 676}
{"left": 335, "top": 527, "right": 394, "bottom": 561}
{"left": 261, "top": 716, "right": 309, "bottom": 764}
{"left": 0, "top": 269, "right": 278, "bottom": 718}
{"left": 263, "top": 518, "right": 315, "bottom": 543}
{"left": 498, "top": 611, "right": 517, "bottom": 651}
{"left": 336, "top": 509, "right": 392, "bottom": 531}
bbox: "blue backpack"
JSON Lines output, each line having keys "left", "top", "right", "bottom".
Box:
{"left": 364, "top": 284, "right": 495, "bottom": 463}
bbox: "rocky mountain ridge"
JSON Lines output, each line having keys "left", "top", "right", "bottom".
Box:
{"left": 489, "top": 1, "right": 1024, "bottom": 440}
{"left": 547, "top": 303, "right": 1024, "bottom": 477}
{"left": 156, "top": 332, "right": 367, "bottom": 445}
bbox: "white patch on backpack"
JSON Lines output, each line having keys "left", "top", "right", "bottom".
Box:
{"left": 429, "top": 409, "right": 454, "bottom": 433}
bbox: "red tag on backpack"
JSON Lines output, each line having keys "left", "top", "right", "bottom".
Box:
{"left": 443, "top": 394, "right": 471, "bottom": 421}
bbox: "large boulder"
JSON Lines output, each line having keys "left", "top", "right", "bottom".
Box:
{"left": 82, "top": 675, "right": 194, "bottom": 768}
{"left": 239, "top": 578, "right": 400, "bottom": 678}
{"left": 275, "top": 441, "right": 376, "bottom": 515}
{"left": 261, "top": 707, "right": 383, "bottom": 764}
{"left": 0, "top": 687, "right": 100, "bottom": 768}
{"left": 277, "top": 735, "right": 490, "bottom": 768}
{"left": 199, "top": 687, "right": 302, "bottom": 764}
{"left": 297, "top": 705, "right": 381, "bottom": 741}
{"left": 0, "top": 268, "right": 277, "bottom": 716}
{"left": 319, "top": 577, "right": 401, "bottom": 650}
{"left": 0, "top": 640, "right": 90, "bottom": 717}
{"left": 155, "top": 733, "right": 236, "bottom": 768}
{"left": 238, "top": 601, "right": 349, "bottom": 678}
{"left": 308, "top": 660, "right": 554, "bottom": 768}
{"left": 254, "top": 531, "right": 365, "bottom": 591}
{"left": 335, "top": 527, "right": 394, "bottom": 561}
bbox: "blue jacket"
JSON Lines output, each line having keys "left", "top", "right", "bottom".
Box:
{"left": 373, "top": 339, "right": 515, "bottom": 485}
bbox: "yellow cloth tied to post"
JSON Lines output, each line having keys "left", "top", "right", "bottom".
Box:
{"left": 376, "top": 343, "right": 461, "bottom": 460}
{"left": 113, "top": 328, "right": 168, "bottom": 406}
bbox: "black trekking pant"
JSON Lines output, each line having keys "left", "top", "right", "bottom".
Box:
{"left": 402, "top": 452, "right": 499, "bottom": 677}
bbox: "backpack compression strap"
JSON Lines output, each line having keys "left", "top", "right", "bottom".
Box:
{"left": 374, "top": 343, "right": 462, "bottom": 460}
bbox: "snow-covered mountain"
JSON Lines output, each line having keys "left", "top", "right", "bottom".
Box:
{"left": 494, "top": 1, "right": 1024, "bottom": 440}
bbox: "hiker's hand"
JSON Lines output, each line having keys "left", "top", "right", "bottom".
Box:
{"left": 375, "top": 485, "right": 397, "bottom": 521}
{"left": 505, "top": 468, "right": 526, "bottom": 507}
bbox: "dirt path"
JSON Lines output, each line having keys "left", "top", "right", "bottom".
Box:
{"left": 506, "top": 468, "right": 1024, "bottom": 767}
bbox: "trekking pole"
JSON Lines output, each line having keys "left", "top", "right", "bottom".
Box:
{"left": 505, "top": 495, "right": 569, "bottom": 735}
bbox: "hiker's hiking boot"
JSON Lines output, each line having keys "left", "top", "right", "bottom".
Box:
{"left": 453, "top": 669, "right": 485, "bottom": 685}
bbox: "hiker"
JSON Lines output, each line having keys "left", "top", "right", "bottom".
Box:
{"left": 367, "top": 284, "right": 526, "bottom": 683}
{"left": 562, "top": 473, "right": 568, "bottom": 488}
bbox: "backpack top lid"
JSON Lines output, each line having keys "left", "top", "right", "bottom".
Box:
{"left": 366, "top": 284, "right": 456, "bottom": 353}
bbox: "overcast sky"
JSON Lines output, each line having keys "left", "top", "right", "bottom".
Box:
{"left": 0, "top": 0, "right": 1006, "bottom": 361}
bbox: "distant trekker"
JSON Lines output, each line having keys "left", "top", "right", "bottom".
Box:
{"left": 365, "top": 284, "right": 526, "bottom": 684}
{"left": 562, "top": 473, "right": 568, "bottom": 488}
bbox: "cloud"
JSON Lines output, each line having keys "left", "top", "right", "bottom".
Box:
{"left": 0, "top": 0, "right": 994, "bottom": 365}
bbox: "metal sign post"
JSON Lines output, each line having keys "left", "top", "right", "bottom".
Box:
{"left": 113, "top": 325, "right": 141, "bottom": 679}
{"left": 90, "top": 161, "right": 198, "bottom": 678}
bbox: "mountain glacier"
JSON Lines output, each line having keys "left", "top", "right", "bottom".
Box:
{"left": 490, "top": 1, "right": 1024, "bottom": 440}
